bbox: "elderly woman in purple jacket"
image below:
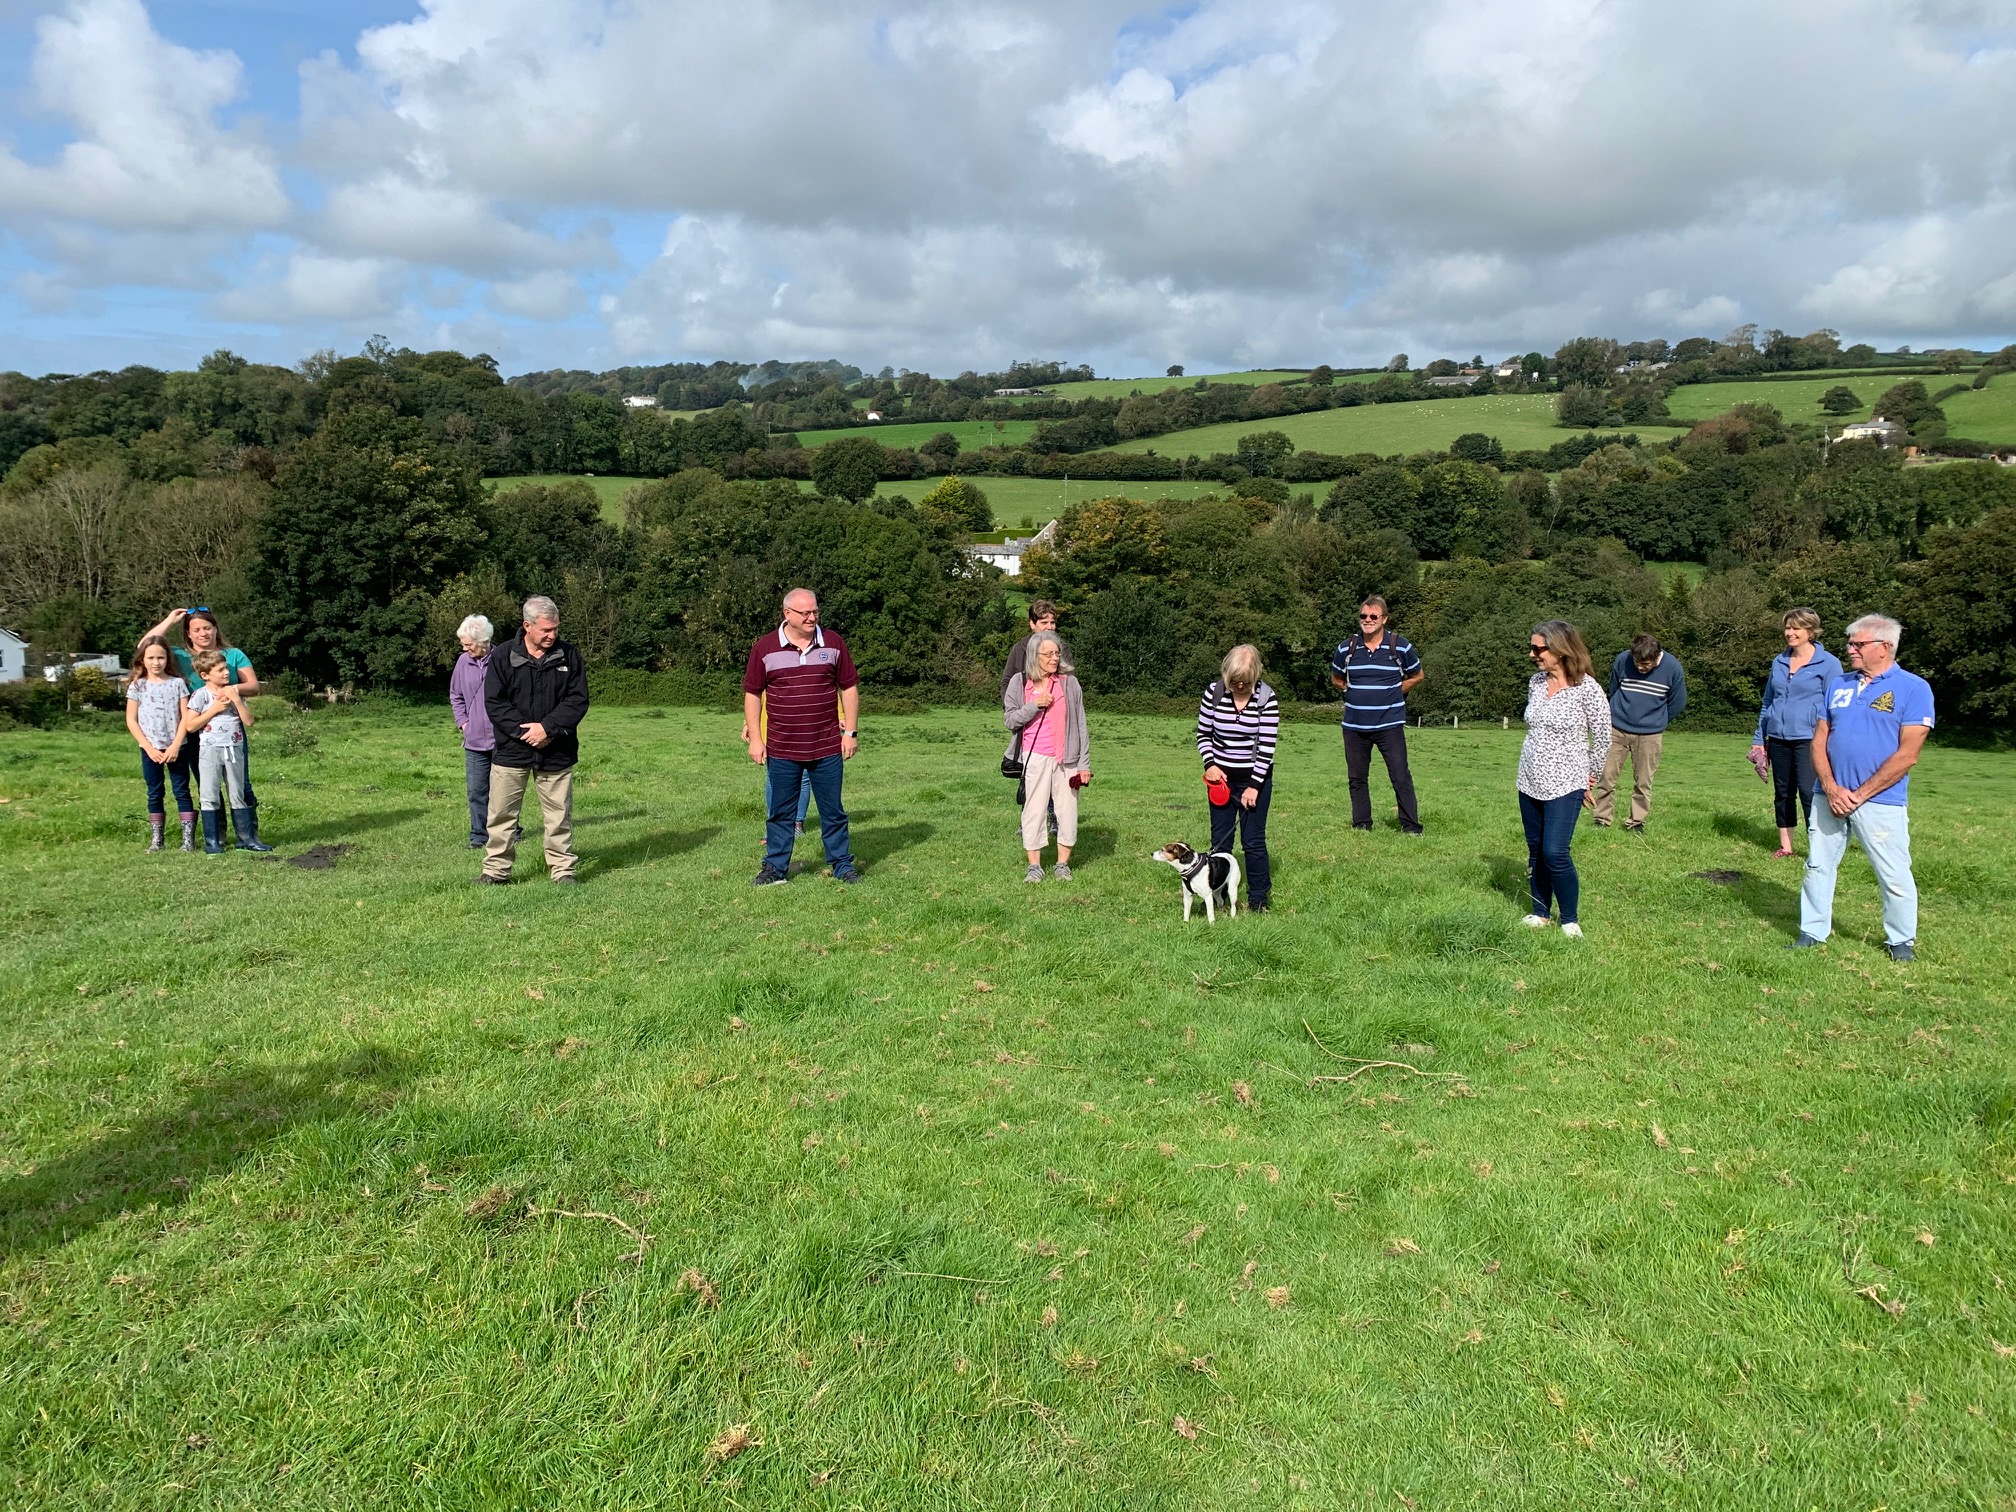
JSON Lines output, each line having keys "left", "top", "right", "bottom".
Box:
{"left": 449, "top": 615, "right": 499, "bottom": 848}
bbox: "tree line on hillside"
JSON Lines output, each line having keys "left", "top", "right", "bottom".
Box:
{"left": 3, "top": 348, "right": 2013, "bottom": 733}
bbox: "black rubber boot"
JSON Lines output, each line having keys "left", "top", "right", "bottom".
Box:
{"left": 231, "top": 807, "right": 273, "bottom": 853}
{"left": 201, "top": 810, "right": 226, "bottom": 855}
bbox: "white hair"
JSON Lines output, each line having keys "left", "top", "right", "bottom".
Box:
{"left": 522, "top": 595, "right": 559, "bottom": 625}
{"left": 1846, "top": 613, "right": 1901, "bottom": 650}
{"left": 456, "top": 614, "right": 493, "bottom": 646}
{"left": 1025, "top": 630, "right": 1073, "bottom": 679}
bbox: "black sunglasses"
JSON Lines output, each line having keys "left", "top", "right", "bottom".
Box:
{"left": 1526, "top": 644, "right": 1547, "bottom": 657}
{"left": 1358, "top": 612, "right": 1383, "bottom": 621}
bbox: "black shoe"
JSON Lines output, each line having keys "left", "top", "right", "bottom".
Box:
{"left": 553, "top": 875, "right": 579, "bottom": 886}
{"left": 1351, "top": 823, "right": 1373, "bottom": 832}
{"left": 1785, "top": 934, "right": 1824, "bottom": 950}
{"left": 751, "top": 865, "right": 789, "bottom": 887}
{"left": 1623, "top": 823, "right": 1644, "bottom": 834}
{"left": 1402, "top": 827, "right": 1424, "bottom": 837}
{"left": 467, "top": 837, "right": 485, "bottom": 849}
{"left": 1888, "top": 942, "right": 1915, "bottom": 962}
{"left": 475, "top": 873, "right": 509, "bottom": 886}
{"left": 831, "top": 866, "right": 863, "bottom": 885}
{"left": 1248, "top": 900, "right": 1270, "bottom": 913}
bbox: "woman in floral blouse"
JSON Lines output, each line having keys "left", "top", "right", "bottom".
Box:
{"left": 1517, "top": 619, "right": 1612, "bottom": 938}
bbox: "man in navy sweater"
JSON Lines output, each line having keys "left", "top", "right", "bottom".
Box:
{"left": 1592, "top": 633, "right": 1686, "bottom": 831}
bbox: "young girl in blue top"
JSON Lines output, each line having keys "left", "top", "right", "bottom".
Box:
{"left": 1748, "top": 607, "right": 1843, "bottom": 858}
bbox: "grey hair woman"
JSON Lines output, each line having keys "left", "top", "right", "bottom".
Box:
{"left": 449, "top": 613, "right": 499, "bottom": 848}
{"left": 1004, "top": 630, "right": 1091, "bottom": 882}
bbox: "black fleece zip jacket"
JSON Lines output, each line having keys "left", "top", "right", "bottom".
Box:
{"left": 485, "top": 632, "right": 589, "bottom": 771}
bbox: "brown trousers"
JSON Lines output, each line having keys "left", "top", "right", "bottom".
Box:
{"left": 1592, "top": 731, "right": 1662, "bottom": 828}
{"left": 484, "top": 765, "right": 576, "bottom": 880}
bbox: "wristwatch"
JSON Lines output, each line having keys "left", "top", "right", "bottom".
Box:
{"left": 842, "top": 729, "right": 858, "bottom": 738}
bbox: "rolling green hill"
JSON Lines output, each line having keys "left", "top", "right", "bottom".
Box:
{"left": 793, "top": 418, "right": 1041, "bottom": 451}
{"left": 1943, "top": 371, "right": 2016, "bottom": 444}
{"left": 1109, "top": 394, "right": 1650, "bottom": 459}
{"left": 1663, "top": 378, "right": 1876, "bottom": 425}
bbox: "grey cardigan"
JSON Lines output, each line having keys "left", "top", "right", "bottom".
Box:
{"left": 1004, "top": 672, "right": 1089, "bottom": 771}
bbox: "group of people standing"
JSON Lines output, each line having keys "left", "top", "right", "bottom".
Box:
{"left": 123, "top": 608, "right": 272, "bottom": 854}
{"left": 116, "top": 578, "right": 1906, "bottom": 960}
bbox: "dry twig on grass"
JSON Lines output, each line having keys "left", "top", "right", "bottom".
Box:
{"left": 525, "top": 1205, "right": 652, "bottom": 1263}
{"left": 1303, "top": 1020, "right": 1471, "bottom": 1086}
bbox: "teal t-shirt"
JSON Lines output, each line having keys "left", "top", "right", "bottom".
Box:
{"left": 172, "top": 645, "right": 252, "bottom": 692}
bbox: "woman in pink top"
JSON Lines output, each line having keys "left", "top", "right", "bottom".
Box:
{"left": 1003, "top": 632, "right": 1090, "bottom": 882}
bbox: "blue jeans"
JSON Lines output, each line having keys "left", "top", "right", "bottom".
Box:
{"left": 765, "top": 755, "right": 852, "bottom": 875}
{"left": 141, "top": 747, "right": 195, "bottom": 816}
{"left": 766, "top": 763, "right": 815, "bottom": 826}
{"left": 1519, "top": 790, "right": 1585, "bottom": 923}
{"left": 1801, "top": 802, "right": 1916, "bottom": 946}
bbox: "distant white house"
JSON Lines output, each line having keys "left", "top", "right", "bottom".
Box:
{"left": 1837, "top": 417, "right": 1906, "bottom": 447}
{"left": 963, "top": 519, "right": 1058, "bottom": 578}
{"left": 992, "top": 387, "right": 1051, "bottom": 397}
{"left": 41, "top": 652, "right": 124, "bottom": 683}
{"left": 1424, "top": 374, "right": 1480, "bottom": 389}
{"left": 1493, "top": 360, "right": 1522, "bottom": 378}
{"left": 864, "top": 411, "right": 883, "bottom": 421}
{"left": 0, "top": 627, "right": 25, "bottom": 684}
{"left": 1613, "top": 359, "right": 1671, "bottom": 374}
{"left": 622, "top": 394, "right": 660, "bottom": 409}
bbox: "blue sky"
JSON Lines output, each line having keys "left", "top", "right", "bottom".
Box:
{"left": 1, "top": 0, "right": 2011, "bottom": 381}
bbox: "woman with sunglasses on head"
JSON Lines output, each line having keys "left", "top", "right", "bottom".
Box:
{"left": 1516, "top": 620, "right": 1611, "bottom": 938}
{"left": 138, "top": 606, "right": 268, "bottom": 848}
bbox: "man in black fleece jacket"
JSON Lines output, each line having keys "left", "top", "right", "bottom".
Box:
{"left": 479, "top": 595, "right": 590, "bottom": 884}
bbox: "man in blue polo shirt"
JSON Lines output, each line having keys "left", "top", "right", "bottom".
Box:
{"left": 1791, "top": 613, "right": 1933, "bottom": 962}
{"left": 1329, "top": 595, "right": 1425, "bottom": 834}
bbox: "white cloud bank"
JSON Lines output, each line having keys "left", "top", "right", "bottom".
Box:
{"left": 1, "top": 0, "right": 2011, "bottom": 372}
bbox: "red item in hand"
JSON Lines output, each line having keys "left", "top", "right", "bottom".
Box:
{"left": 1206, "top": 776, "right": 1232, "bottom": 806}
{"left": 1069, "top": 772, "right": 1086, "bottom": 790}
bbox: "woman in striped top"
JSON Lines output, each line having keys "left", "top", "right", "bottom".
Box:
{"left": 1198, "top": 644, "right": 1280, "bottom": 912}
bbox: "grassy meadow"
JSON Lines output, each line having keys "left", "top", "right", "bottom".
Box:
{"left": 792, "top": 418, "right": 1043, "bottom": 452}
{"left": 490, "top": 473, "right": 639, "bottom": 523}
{"left": 4, "top": 703, "right": 2013, "bottom": 1510}
{"left": 1663, "top": 379, "right": 1877, "bottom": 426}
{"left": 1109, "top": 394, "right": 1654, "bottom": 460}
{"left": 1944, "top": 372, "right": 2016, "bottom": 444}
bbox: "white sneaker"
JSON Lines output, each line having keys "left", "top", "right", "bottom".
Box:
{"left": 1521, "top": 913, "right": 1551, "bottom": 929}
{"left": 1560, "top": 922, "right": 1584, "bottom": 939}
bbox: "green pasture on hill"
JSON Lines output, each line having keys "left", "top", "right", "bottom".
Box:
{"left": 1663, "top": 378, "right": 1877, "bottom": 426}
{"left": 4, "top": 706, "right": 2013, "bottom": 1509}
{"left": 1111, "top": 393, "right": 1652, "bottom": 460}
{"left": 489, "top": 473, "right": 637, "bottom": 523}
{"left": 1944, "top": 371, "right": 2016, "bottom": 443}
{"left": 1035, "top": 370, "right": 1317, "bottom": 401}
{"left": 792, "top": 418, "right": 1043, "bottom": 452}
{"left": 952, "top": 476, "right": 1237, "bottom": 529}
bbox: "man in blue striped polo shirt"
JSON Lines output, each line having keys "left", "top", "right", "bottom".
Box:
{"left": 1329, "top": 596, "right": 1425, "bottom": 834}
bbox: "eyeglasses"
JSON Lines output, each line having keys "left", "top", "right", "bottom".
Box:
{"left": 1358, "top": 613, "right": 1383, "bottom": 622}
{"left": 1527, "top": 644, "right": 1547, "bottom": 657}
{"left": 1845, "top": 638, "right": 1880, "bottom": 650}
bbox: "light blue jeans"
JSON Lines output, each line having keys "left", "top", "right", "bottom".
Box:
{"left": 1800, "top": 801, "right": 1916, "bottom": 946}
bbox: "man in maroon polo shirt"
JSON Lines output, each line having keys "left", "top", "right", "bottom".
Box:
{"left": 743, "top": 588, "right": 861, "bottom": 886}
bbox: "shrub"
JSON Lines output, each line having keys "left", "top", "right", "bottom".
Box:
{"left": 263, "top": 715, "right": 321, "bottom": 758}
{"left": 0, "top": 681, "right": 62, "bottom": 728}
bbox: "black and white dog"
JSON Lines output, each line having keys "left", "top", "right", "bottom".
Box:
{"left": 1150, "top": 841, "right": 1241, "bottom": 923}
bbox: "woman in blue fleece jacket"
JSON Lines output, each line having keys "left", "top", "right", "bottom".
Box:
{"left": 1748, "top": 607, "right": 1843, "bottom": 858}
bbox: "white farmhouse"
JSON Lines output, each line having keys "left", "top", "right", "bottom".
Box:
{"left": 0, "top": 627, "right": 25, "bottom": 683}
{"left": 42, "top": 652, "right": 124, "bottom": 683}
{"left": 962, "top": 519, "right": 1058, "bottom": 578}
{"left": 1837, "top": 417, "right": 1907, "bottom": 446}
{"left": 622, "top": 395, "right": 660, "bottom": 409}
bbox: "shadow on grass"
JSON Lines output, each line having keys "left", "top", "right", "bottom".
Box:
{"left": 1718, "top": 871, "right": 1802, "bottom": 933}
{"left": 1711, "top": 811, "right": 1782, "bottom": 851}
{"left": 588, "top": 826, "right": 723, "bottom": 875}
{"left": 852, "top": 821, "right": 934, "bottom": 869}
{"left": 573, "top": 806, "right": 650, "bottom": 828}
{"left": 1481, "top": 853, "right": 1530, "bottom": 908}
{"left": 1069, "top": 824, "right": 1118, "bottom": 866}
{"left": 283, "top": 805, "right": 428, "bottom": 844}
{"left": 0, "top": 1046, "right": 416, "bottom": 1264}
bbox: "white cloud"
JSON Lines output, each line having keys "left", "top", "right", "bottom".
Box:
{"left": 0, "top": 0, "right": 286, "bottom": 233}
{"left": 4, "top": 0, "right": 2014, "bottom": 373}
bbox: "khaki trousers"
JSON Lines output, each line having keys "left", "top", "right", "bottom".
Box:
{"left": 484, "top": 764, "right": 576, "bottom": 880}
{"left": 1592, "top": 731, "right": 1662, "bottom": 828}
{"left": 1019, "top": 751, "right": 1079, "bottom": 852}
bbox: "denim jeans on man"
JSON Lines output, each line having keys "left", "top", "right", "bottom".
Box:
{"left": 765, "top": 754, "right": 852, "bottom": 875}
{"left": 141, "top": 746, "right": 195, "bottom": 815}
{"left": 766, "top": 762, "right": 815, "bottom": 827}
{"left": 1207, "top": 770, "right": 1272, "bottom": 908}
{"left": 1518, "top": 790, "right": 1585, "bottom": 923}
{"left": 1801, "top": 802, "right": 1916, "bottom": 947}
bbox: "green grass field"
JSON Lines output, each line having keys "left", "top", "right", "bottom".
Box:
{"left": 951, "top": 476, "right": 1240, "bottom": 529}
{"left": 1111, "top": 394, "right": 1652, "bottom": 460}
{"left": 793, "top": 418, "right": 1042, "bottom": 452}
{"left": 1663, "top": 379, "right": 1877, "bottom": 426}
{"left": 1944, "top": 372, "right": 2016, "bottom": 444}
{"left": 5, "top": 706, "right": 2012, "bottom": 1509}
